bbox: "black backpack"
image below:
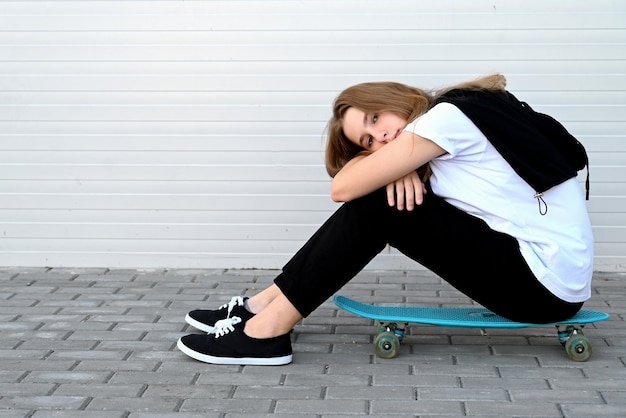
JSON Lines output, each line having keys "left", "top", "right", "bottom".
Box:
{"left": 433, "top": 89, "right": 590, "bottom": 204}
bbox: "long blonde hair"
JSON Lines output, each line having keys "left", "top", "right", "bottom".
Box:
{"left": 325, "top": 74, "right": 507, "bottom": 177}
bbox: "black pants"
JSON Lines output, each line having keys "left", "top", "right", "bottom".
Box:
{"left": 274, "top": 187, "right": 583, "bottom": 323}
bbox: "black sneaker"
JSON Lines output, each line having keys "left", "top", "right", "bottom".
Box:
{"left": 185, "top": 296, "right": 255, "bottom": 333}
{"left": 177, "top": 316, "right": 293, "bottom": 366}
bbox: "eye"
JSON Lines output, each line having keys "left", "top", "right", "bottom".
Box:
{"left": 372, "top": 114, "right": 378, "bottom": 124}
{"left": 366, "top": 135, "right": 373, "bottom": 147}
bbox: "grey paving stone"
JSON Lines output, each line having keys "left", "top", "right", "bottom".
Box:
{"left": 497, "top": 365, "right": 584, "bottom": 379}
{"left": 374, "top": 373, "right": 459, "bottom": 388}
{"left": 54, "top": 383, "right": 145, "bottom": 397}
{"left": 275, "top": 399, "right": 367, "bottom": 414}
{"left": 108, "top": 370, "right": 195, "bottom": 385}
{"left": 327, "top": 362, "right": 412, "bottom": 376}
{"left": 181, "top": 398, "right": 273, "bottom": 414}
{"left": 510, "top": 388, "right": 605, "bottom": 403}
{"left": 196, "top": 370, "right": 284, "bottom": 386}
{"left": 0, "top": 382, "right": 55, "bottom": 396}
{"left": 86, "top": 396, "right": 181, "bottom": 413}
{"left": 129, "top": 414, "right": 218, "bottom": 418}
{"left": 561, "top": 403, "right": 626, "bottom": 417}
{"left": 33, "top": 412, "right": 125, "bottom": 418}
{"left": 234, "top": 385, "right": 324, "bottom": 400}
{"left": 0, "top": 349, "right": 51, "bottom": 360}
{"left": 142, "top": 383, "right": 233, "bottom": 399}
{"left": 283, "top": 373, "right": 368, "bottom": 387}
{"left": 23, "top": 371, "right": 111, "bottom": 384}
{"left": 465, "top": 401, "right": 563, "bottom": 416}
{"left": 0, "top": 395, "right": 89, "bottom": 410}
{"left": 417, "top": 387, "right": 509, "bottom": 401}
{"left": 73, "top": 359, "right": 160, "bottom": 372}
{"left": 460, "top": 377, "right": 551, "bottom": 390}
{"left": 326, "top": 385, "right": 415, "bottom": 400}
{"left": 2, "top": 359, "right": 77, "bottom": 372}
{"left": 551, "top": 377, "right": 626, "bottom": 390}
{"left": 371, "top": 399, "right": 464, "bottom": 415}
{"left": 412, "top": 364, "right": 499, "bottom": 377}
{"left": 48, "top": 350, "right": 129, "bottom": 361}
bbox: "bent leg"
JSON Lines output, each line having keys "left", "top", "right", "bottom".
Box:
{"left": 385, "top": 190, "right": 582, "bottom": 323}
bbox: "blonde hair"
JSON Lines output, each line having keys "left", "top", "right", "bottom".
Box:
{"left": 325, "top": 74, "right": 507, "bottom": 177}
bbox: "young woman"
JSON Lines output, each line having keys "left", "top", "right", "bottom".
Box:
{"left": 177, "top": 74, "right": 594, "bottom": 365}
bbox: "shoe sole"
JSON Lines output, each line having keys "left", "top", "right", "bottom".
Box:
{"left": 185, "top": 313, "right": 216, "bottom": 333}
{"left": 177, "top": 338, "right": 292, "bottom": 366}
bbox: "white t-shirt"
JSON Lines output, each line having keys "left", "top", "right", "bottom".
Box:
{"left": 405, "top": 102, "right": 593, "bottom": 302}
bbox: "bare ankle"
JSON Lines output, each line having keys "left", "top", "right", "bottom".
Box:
{"left": 245, "top": 298, "right": 262, "bottom": 315}
{"left": 246, "top": 285, "right": 282, "bottom": 314}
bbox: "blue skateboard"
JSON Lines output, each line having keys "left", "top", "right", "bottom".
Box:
{"left": 334, "top": 295, "right": 609, "bottom": 362}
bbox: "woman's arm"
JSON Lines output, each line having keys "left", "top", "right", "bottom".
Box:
{"left": 330, "top": 131, "right": 445, "bottom": 203}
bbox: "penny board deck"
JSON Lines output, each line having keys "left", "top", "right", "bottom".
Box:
{"left": 334, "top": 295, "right": 610, "bottom": 328}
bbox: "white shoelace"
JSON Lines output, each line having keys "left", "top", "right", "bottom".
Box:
{"left": 219, "top": 296, "right": 245, "bottom": 319}
{"left": 213, "top": 316, "right": 242, "bottom": 338}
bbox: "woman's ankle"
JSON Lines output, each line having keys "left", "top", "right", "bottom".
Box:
{"left": 243, "top": 297, "right": 302, "bottom": 339}
{"left": 247, "top": 285, "right": 282, "bottom": 314}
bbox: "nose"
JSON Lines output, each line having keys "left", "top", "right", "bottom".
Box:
{"left": 375, "top": 131, "right": 389, "bottom": 143}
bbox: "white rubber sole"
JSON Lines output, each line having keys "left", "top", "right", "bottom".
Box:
{"left": 177, "top": 338, "right": 293, "bottom": 366}
{"left": 184, "top": 313, "right": 216, "bottom": 333}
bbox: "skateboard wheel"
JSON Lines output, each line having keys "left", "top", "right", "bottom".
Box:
{"left": 374, "top": 331, "right": 400, "bottom": 359}
{"left": 565, "top": 334, "right": 592, "bottom": 362}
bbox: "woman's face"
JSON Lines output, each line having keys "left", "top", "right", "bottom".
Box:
{"left": 342, "top": 107, "right": 407, "bottom": 152}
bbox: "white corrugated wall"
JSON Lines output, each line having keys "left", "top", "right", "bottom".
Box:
{"left": 0, "top": 0, "right": 624, "bottom": 270}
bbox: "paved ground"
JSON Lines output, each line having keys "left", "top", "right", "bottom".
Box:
{"left": 0, "top": 267, "right": 624, "bottom": 417}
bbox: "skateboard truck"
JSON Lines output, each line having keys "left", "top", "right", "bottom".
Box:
{"left": 377, "top": 322, "right": 407, "bottom": 341}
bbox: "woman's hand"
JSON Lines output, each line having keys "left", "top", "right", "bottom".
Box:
{"left": 386, "top": 171, "right": 427, "bottom": 211}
